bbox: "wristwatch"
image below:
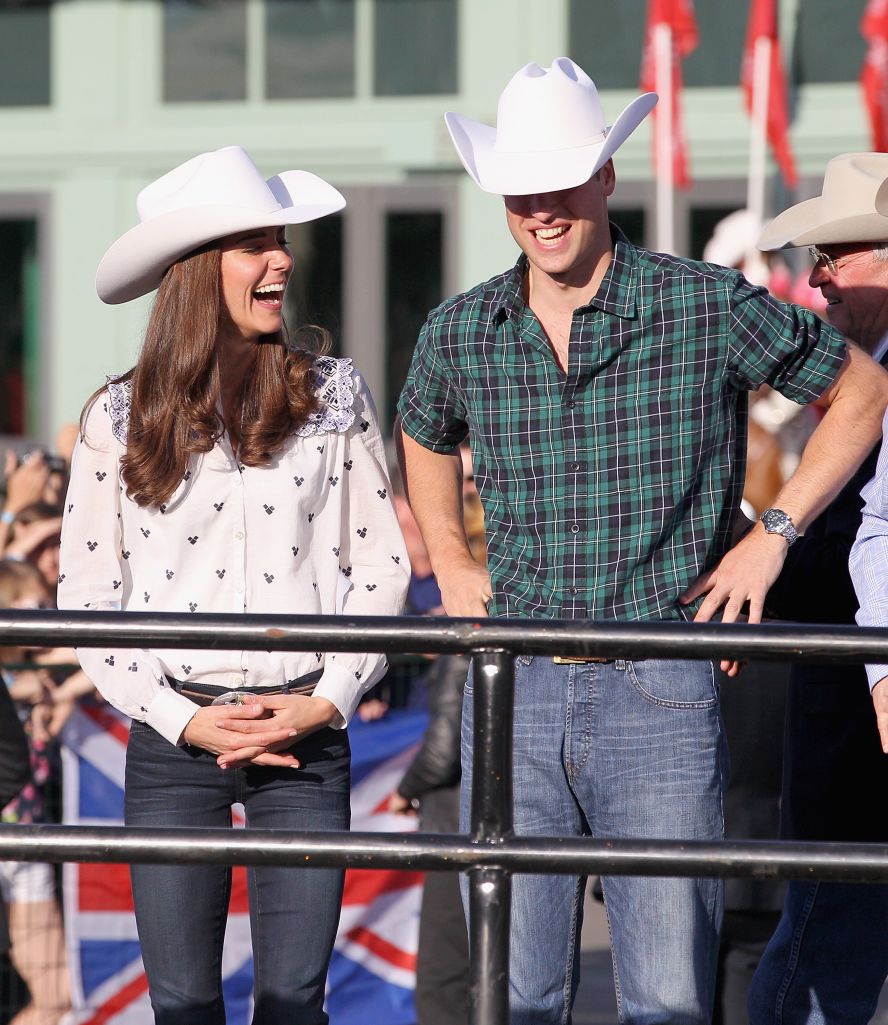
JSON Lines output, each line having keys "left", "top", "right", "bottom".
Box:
{"left": 759, "top": 507, "right": 801, "bottom": 546}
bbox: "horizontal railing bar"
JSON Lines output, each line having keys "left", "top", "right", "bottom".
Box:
{"left": 2, "top": 610, "right": 888, "bottom": 663}
{"left": 1, "top": 825, "right": 886, "bottom": 882}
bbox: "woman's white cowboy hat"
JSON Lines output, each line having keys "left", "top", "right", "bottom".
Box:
{"left": 445, "top": 57, "right": 657, "bottom": 196}
{"left": 96, "top": 146, "right": 346, "bottom": 304}
{"left": 758, "top": 152, "right": 888, "bottom": 251}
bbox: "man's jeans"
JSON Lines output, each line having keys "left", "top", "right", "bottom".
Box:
{"left": 748, "top": 880, "right": 888, "bottom": 1025}
{"left": 460, "top": 657, "right": 727, "bottom": 1025}
{"left": 125, "top": 720, "right": 350, "bottom": 1025}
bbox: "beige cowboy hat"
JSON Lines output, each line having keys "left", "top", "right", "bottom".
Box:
{"left": 445, "top": 57, "right": 657, "bottom": 196}
{"left": 96, "top": 146, "right": 346, "bottom": 304}
{"left": 758, "top": 152, "right": 888, "bottom": 251}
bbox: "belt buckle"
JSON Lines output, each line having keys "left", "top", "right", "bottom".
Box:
{"left": 210, "top": 691, "right": 245, "bottom": 706}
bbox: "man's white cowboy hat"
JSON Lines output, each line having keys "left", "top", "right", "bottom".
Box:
{"left": 96, "top": 146, "right": 346, "bottom": 304}
{"left": 444, "top": 57, "right": 657, "bottom": 196}
{"left": 758, "top": 152, "right": 888, "bottom": 251}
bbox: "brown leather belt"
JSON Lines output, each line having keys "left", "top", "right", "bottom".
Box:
{"left": 552, "top": 656, "right": 612, "bottom": 665}
{"left": 167, "top": 669, "right": 324, "bottom": 706}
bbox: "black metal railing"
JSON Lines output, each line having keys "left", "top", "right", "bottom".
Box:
{"left": 1, "top": 610, "right": 888, "bottom": 1024}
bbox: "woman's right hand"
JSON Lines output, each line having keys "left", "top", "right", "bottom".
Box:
{"left": 180, "top": 701, "right": 302, "bottom": 767}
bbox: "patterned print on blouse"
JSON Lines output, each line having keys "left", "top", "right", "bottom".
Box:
{"left": 57, "top": 355, "right": 409, "bottom": 747}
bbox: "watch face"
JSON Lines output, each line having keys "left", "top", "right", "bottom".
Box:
{"left": 762, "top": 509, "right": 786, "bottom": 532}
{"left": 761, "top": 508, "right": 797, "bottom": 542}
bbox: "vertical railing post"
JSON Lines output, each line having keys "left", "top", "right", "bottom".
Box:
{"left": 469, "top": 650, "right": 514, "bottom": 1025}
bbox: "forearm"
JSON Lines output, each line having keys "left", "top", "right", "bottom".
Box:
{"left": 396, "top": 427, "right": 472, "bottom": 572}
{"left": 776, "top": 345, "right": 888, "bottom": 530}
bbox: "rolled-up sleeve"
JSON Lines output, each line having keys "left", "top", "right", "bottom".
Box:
{"left": 397, "top": 312, "right": 469, "bottom": 453}
{"left": 727, "top": 276, "right": 846, "bottom": 401}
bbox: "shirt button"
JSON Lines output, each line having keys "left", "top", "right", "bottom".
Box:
{"left": 230, "top": 675, "right": 242, "bottom": 686}
{"left": 566, "top": 400, "right": 576, "bottom": 409}
{"left": 569, "top": 586, "right": 579, "bottom": 596}
{"left": 570, "top": 524, "right": 580, "bottom": 534}
{"left": 234, "top": 531, "right": 245, "bottom": 541}
{"left": 569, "top": 462, "right": 581, "bottom": 472}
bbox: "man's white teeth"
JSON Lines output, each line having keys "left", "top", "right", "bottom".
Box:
{"left": 255, "top": 283, "right": 284, "bottom": 295}
{"left": 535, "top": 226, "right": 567, "bottom": 240}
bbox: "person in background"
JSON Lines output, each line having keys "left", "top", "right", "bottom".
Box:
{"left": 0, "top": 454, "right": 56, "bottom": 558}
{"left": 0, "top": 617, "right": 30, "bottom": 1006}
{"left": 0, "top": 560, "right": 71, "bottom": 1025}
{"left": 57, "top": 145, "right": 408, "bottom": 1025}
{"left": 388, "top": 444, "right": 482, "bottom": 1025}
{"left": 398, "top": 59, "right": 888, "bottom": 1025}
{"left": 697, "top": 211, "right": 790, "bottom": 1025}
{"left": 749, "top": 151, "right": 888, "bottom": 1025}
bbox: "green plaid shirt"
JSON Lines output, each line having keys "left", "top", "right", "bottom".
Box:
{"left": 398, "top": 228, "right": 846, "bottom": 622}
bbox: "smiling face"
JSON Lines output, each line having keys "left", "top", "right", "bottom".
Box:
{"left": 503, "top": 162, "right": 616, "bottom": 291}
{"left": 218, "top": 226, "right": 293, "bottom": 343}
{"left": 808, "top": 243, "right": 888, "bottom": 352}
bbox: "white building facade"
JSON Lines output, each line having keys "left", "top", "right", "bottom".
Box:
{"left": 0, "top": 0, "right": 873, "bottom": 440}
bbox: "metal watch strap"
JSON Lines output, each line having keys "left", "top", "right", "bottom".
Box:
{"left": 759, "top": 507, "right": 800, "bottom": 546}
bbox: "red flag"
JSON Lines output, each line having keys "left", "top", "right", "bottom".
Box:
{"left": 861, "top": 0, "right": 888, "bottom": 151}
{"left": 640, "top": 0, "right": 698, "bottom": 189}
{"left": 741, "top": 0, "right": 798, "bottom": 188}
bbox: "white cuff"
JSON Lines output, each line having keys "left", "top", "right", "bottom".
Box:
{"left": 313, "top": 656, "right": 387, "bottom": 728}
{"left": 145, "top": 686, "right": 200, "bottom": 746}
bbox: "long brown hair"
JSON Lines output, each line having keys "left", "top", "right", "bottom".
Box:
{"left": 83, "top": 245, "right": 322, "bottom": 508}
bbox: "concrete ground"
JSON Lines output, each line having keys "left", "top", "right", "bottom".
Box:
{"left": 573, "top": 884, "right": 888, "bottom": 1025}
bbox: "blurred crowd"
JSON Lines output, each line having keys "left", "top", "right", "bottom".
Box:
{"left": 0, "top": 426, "right": 95, "bottom": 1025}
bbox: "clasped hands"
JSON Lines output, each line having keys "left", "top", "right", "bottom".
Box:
{"left": 181, "top": 694, "right": 339, "bottom": 769}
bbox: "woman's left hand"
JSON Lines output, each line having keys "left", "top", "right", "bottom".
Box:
{"left": 215, "top": 694, "right": 340, "bottom": 769}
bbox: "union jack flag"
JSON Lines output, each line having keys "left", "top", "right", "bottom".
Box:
{"left": 61, "top": 700, "right": 427, "bottom": 1024}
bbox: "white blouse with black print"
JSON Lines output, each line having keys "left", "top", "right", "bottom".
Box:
{"left": 57, "top": 356, "right": 409, "bottom": 747}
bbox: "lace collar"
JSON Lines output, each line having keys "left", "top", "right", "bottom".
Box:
{"left": 107, "top": 355, "right": 357, "bottom": 445}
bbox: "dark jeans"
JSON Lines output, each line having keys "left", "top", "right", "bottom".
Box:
{"left": 125, "top": 720, "right": 351, "bottom": 1025}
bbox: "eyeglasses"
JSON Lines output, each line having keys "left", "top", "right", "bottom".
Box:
{"left": 808, "top": 245, "right": 872, "bottom": 275}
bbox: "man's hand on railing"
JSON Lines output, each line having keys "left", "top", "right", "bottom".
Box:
{"left": 680, "top": 523, "right": 790, "bottom": 677}
{"left": 437, "top": 557, "right": 492, "bottom": 619}
{"left": 873, "top": 677, "right": 888, "bottom": 754}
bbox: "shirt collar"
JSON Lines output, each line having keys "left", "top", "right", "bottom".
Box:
{"left": 495, "top": 222, "right": 639, "bottom": 322}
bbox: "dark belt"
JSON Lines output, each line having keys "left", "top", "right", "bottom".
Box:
{"left": 552, "top": 656, "right": 613, "bottom": 665}
{"left": 167, "top": 669, "right": 324, "bottom": 707}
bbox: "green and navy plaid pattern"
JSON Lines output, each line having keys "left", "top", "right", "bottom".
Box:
{"left": 398, "top": 227, "right": 846, "bottom": 622}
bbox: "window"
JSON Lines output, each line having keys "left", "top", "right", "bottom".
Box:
{"left": 0, "top": 1, "right": 51, "bottom": 107}
{"left": 266, "top": 0, "right": 355, "bottom": 100}
{"left": 373, "top": 0, "right": 457, "bottom": 96}
{"left": 385, "top": 212, "right": 443, "bottom": 424}
{"left": 0, "top": 220, "right": 38, "bottom": 436}
{"left": 569, "top": 0, "right": 750, "bottom": 90}
{"left": 793, "top": 0, "right": 866, "bottom": 85}
{"left": 612, "top": 208, "right": 645, "bottom": 249}
{"left": 283, "top": 216, "right": 345, "bottom": 356}
{"left": 163, "top": 0, "right": 457, "bottom": 102}
{"left": 163, "top": 0, "right": 246, "bottom": 102}
{"left": 689, "top": 206, "right": 737, "bottom": 262}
